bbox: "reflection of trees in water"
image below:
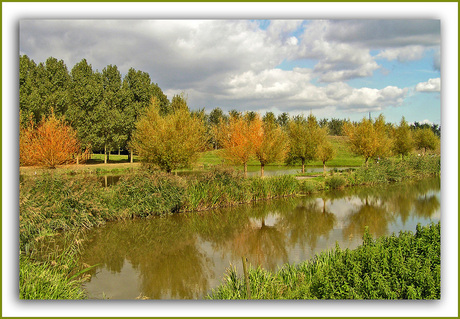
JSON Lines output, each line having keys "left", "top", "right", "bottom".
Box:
{"left": 343, "top": 197, "right": 394, "bottom": 239}
{"left": 81, "top": 217, "right": 211, "bottom": 299}
{"left": 280, "top": 198, "right": 336, "bottom": 252}
{"left": 414, "top": 195, "right": 440, "bottom": 219}
{"left": 77, "top": 177, "right": 440, "bottom": 299}
{"left": 343, "top": 177, "right": 440, "bottom": 239}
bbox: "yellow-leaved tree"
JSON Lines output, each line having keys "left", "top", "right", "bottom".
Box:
{"left": 286, "top": 114, "right": 322, "bottom": 173}
{"left": 343, "top": 114, "right": 392, "bottom": 166}
{"left": 131, "top": 97, "right": 206, "bottom": 173}
{"left": 316, "top": 127, "right": 336, "bottom": 175}
{"left": 392, "top": 117, "right": 414, "bottom": 159}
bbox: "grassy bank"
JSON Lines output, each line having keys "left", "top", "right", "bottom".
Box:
{"left": 207, "top": 222, "right": 441, "bottom": 300}
{"left": 19, "top": 154, "right": 440, "bottom": 299}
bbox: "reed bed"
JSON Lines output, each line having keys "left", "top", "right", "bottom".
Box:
{"left": 207, "top": 222, "right": 441, "bottom": 300}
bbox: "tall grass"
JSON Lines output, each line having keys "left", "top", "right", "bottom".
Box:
{"left": 207, "top": 222, "right": 441, "bottom": 300}
{"left": 20, "top": 233, "right": 94, "bottom": 299}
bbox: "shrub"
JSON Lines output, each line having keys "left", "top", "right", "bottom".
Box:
{"left": 111, "top": 171, "right": 186, "bottom": 217}
{"left": 325, "top": 176, "right": 347, "bottom": 189}
{"left": 208, "top": 222, "right": 441, "bottom": 300}
{"left": 20, "top": 113, "right": 82, "bottom": 168}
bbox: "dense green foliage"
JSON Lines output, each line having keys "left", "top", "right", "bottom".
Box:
{"left": 207, "top": 222, "right": 440, "bottom": 300}
{"left": 19, "top": 55, "right": 168, "bottom": 158}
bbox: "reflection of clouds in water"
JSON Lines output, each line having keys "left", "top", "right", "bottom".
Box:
{"left": 80, "top": 177, "right": 440, "bottom": 300}
{"left": 85, "top": 259, "right": 140, "bottom": 299}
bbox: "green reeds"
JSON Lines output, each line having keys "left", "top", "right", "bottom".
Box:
{"left": 208, "top": 222, "right": 441, "bottom": 300}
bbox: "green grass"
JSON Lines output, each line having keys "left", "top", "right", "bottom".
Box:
{"left": 207, "top": 222, "right": 441, "bottom": 300}
{"left": 86, "top": 153, "right": 140, "bottom": 164}
{"left": 19, "top": 233, "right": 94, "bottom": 300}
{"left": 196, "top": 136, "right": 364, "bottom": 173}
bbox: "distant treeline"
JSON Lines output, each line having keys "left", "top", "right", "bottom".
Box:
{"left": 19, "top": 56, "right": 441, "bottom": 155}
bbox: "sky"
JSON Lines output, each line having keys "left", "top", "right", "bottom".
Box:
{"left": 19, "top": 19, "right": 441, "bottom": 125}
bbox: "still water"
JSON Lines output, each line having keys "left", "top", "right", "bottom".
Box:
{"left": 80, "top": 177, "right": 440, "bottom": 299}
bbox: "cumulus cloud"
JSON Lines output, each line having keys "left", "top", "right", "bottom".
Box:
{"left": 296, "top": 20, "right": 380, "bottom": 82}
{"left": 415, "top": 78, "right": 441, "bottom": 92}
{"left": 19, "top": 19, "right": 435, "bottom": 117}
{"left": 376, "top": 45, "right": 425, "bottom": 62}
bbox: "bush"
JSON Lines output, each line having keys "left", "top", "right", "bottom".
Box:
{"left": 20, "top": 114, "right": 82, "bottom": 168}
{"left": 111, "top": 171, "right": 186, "bottom": 217}
{"left": 208, "top": 222, "right": 441, "bottom": 300}
{"left": 325, "top": 176, "right": 347, "bottom": 189}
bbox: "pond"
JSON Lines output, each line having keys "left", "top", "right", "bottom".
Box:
{"left": 79, "top": 177, "right": 440, "bottom": 299}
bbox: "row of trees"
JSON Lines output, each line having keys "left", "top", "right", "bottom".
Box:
{"left": 19, "top": 56, "right": 441, "bottom": 170}
{"left": 132, "top": 100, "right": 440, "bottom": 176}
{"left": 21, "top": 56, "right": 441, "bottom": 160}
{"left": 20, "top": 55, "right": 175, "bottom": 163}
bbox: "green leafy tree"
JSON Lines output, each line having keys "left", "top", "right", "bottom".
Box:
{"left": 262, "top": 112, "right": 277, "bottom": 125}
{"left": 170, "top": 93, "right": 189, "bottom": 113}
{"left": 91, "top": 65, "right": 130, "bottom": 163}
{"left": 413, "top": 127, "right": 439, "bottom": 155}
{"left": 286, "top": 114, "right": 321, "bottom": 173}
{"left": 19, "top": 56, "right": 71, "bottom": 125}
{"left": 276, "top": 112, "right": 290, "bottom": 128}
{"left": 392, "top": 117, "right": 414, "bottom": 159}
{"left": 122, "top": 68, "right": 159, "bottom": 162}
{"left": 131, "top": 98, "right": 206, "bottom": 173}
{"left": 65, "top": 59, "right": 104, "bottom": 152}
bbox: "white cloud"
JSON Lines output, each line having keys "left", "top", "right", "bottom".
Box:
{"left": 415, "top": 78, "right": 441, "bottom": 92}
{"left": 340, "top": 85, "right": 408, "bottom": 111}
{"left": 376, "top": 45, "right": 425, "bottom": 62}
{"left": 19, "top": 19, "right": 434, "bottom": 117}
{"left": 297, "top": 21, "right": 380, "bottom": 82}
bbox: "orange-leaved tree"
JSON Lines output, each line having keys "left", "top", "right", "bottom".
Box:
{"left": 218, "top": 112, "right": 263, "bottom": 177}
{"left": 19, "top": 113, "right": 82, "bottom": 168}
{"left": 254, "top": 117, "right": 289, "bottom": 177}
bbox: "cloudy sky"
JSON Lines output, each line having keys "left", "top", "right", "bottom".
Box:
{"left": 20, "top": 19, "right": 441, "bottom": 124}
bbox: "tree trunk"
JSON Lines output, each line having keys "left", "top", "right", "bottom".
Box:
{"left": 104, "top": 144, "right": 107, "bottom": 164}
{"left": 301, "top": 159, "right": 305, "bottom": 173}
{"left": 323, "top": 161, "right": 326, "bottom": 176}
{"left": 118, "top": 148, "right": 121, "bottom": 156}
{"left": 365, "top": 157, "right": 369, "bottom": 167}
{"left": 244, "top": 162, "right": 248, "bottom": 178}
{"left": 260, "top": 163, "right": 265, "bottom": 178}
{"left": 130, "top": 149, "right": 134, "bottom": 163}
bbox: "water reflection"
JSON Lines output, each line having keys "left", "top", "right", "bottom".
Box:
{"left": 80, "top": 177, "right": 440, "bottom": 299}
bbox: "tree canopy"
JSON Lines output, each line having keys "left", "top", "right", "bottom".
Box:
{"left": 131, "top": 98, "right": 206, "bottom": 173}
{"left": 343, "top": 114, "right": 392, "bottom": 166}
